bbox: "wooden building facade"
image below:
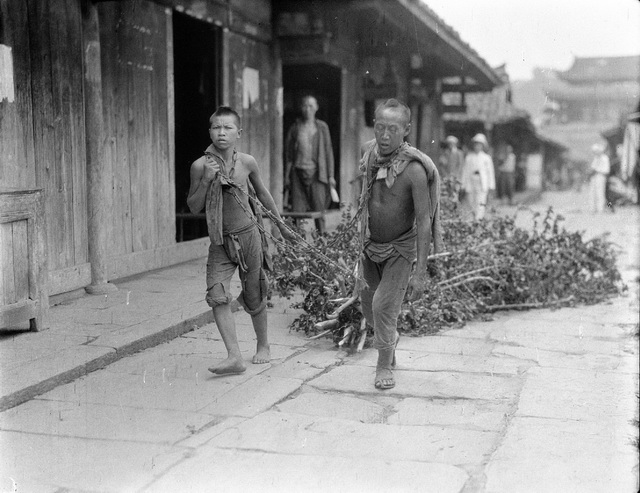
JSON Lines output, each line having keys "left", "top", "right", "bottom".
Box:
{"left": 1, "top": 0, "right": 498, "bottom": 301}
{"left": 1, "top": 0, "right": 278, "bottom": 298}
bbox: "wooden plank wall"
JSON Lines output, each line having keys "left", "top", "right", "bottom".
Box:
{"left": 99, "top": 1, "right": 175, "bottom": 257}
{"left": 0, "top": 0, "right": 36, "bottom": 188}
{"left": 227, "top": 32, "right": 272, "bottom": 185}
{"left": 26, "top": 0, "right": 89, "bottom": 284}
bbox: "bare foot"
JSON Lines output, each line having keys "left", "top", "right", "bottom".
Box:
{"left": 208, "top": 356, "right": 246, "bottom": 375}
{"left": 374, "top": 368, "right": 395, "bottom": 390}
{"left": 252, "top": 344, "right": 271, "bottom": 364}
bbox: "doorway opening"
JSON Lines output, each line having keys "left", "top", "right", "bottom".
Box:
{"left": 173, "top": 11, "right": 221, "bottom": 242}
{"left": 282, "top": 63, "right": 341, "bottom": 209}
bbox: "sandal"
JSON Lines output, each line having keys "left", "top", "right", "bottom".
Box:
{"left": 374, "top": 367, "right": 395, "bottom": 389}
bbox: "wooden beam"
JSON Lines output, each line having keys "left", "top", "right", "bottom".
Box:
{"left": 81, "top": 0, "right": 117, "bottom": 294}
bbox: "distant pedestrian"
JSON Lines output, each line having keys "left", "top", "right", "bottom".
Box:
{"left": 284, "top": 95, "right": 336, "bottom": 234}
{"left": 187, "top": 106, "right": 295, "bottom": 375}
{"left": 438, "top": 135, "right": 464, "bottom": 181}
{"left": 589, "top": 143, "right": 610, "bottom": 213}
{"left": 460, "top": 133, "right": 496, "bottom": 219}
{"left": 497, "top": 144, "right": 516, "bottom": 205}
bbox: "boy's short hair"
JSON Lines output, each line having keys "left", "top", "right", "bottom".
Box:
{"left": 210, "top": 106, "right": 242, "bottom": 128}
{"left": 374, "top": 99, "right": 411, "bottom": 125}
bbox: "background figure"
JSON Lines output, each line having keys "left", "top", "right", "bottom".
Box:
{"left": 497, "top": 144, "right": 516, "bottom": 205}
{"left": 284, "top": 95, "right": 336, "bottom": 234}
{"left": 460, "top": 133, "right": 496, "bottom": 219}
{"left": 589, "top": 143, "right": 610, "bottom": 213}
{"left": 438, "top": 135, "right": 464, "bottom": 181}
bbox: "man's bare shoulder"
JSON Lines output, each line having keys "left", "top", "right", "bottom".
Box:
{"left": 404, "top": 160, "right": 428, "bottom": 182}
{"left": 191, "top": 155, "right": 207, "bottom": 170}
{"left": 237, "top": 152, "right": 259, "bottom": 171}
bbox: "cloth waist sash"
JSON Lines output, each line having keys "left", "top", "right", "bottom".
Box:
{"left": 364, "top": 226, "right": 417, "bottom": 263}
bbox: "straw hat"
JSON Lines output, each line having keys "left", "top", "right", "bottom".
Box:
{"left": 471, "top": 133, "right": 488, "bottom": 147}
{"left": 445, "top": 135, "right": 459, "bottom": 145}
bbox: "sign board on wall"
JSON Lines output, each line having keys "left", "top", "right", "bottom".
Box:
{"left": 0, "top": 45, "right": 15, "bottom": 103}
{"left": 243, "top": 67, "right": 260, "bottom": 109}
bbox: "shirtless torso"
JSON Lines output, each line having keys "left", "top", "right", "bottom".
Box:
{"left": 368, "top": 161, "right": 426, "bottom": 243}
{"left": 187, "top": 149, "right": 262, "bottom": 232}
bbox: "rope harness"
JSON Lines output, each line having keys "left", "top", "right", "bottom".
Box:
{"left": 222, "top": 176, "right": 355, "bottom": 278}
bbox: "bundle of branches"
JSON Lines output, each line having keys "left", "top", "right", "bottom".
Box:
{"left": 271, "top": 178, "right": 624, "bottom": 345}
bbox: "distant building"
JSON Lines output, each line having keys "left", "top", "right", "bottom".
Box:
{"left": 513, "top": 56, "right": 640, "bottom": 165}
{"left": 442, "top": 65, "right": 568, "bottom": 192}
{"left": 546, "top": 56, "right": 640, "bottom": 126}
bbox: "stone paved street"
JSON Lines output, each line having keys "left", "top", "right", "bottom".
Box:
{"left": 1, "top": 190, "right": 638, "bottom": 492}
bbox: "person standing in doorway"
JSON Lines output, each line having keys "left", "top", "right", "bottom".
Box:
{"left": 284, "top": 95, "right": 336, "bottom": 235}
{"left": 589, "top": 143, "right": 610, "bottom": 213}
{"left": 460, "top": 133, "right": 496, "bottom": 219}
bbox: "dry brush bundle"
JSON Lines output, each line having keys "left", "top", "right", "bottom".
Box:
{"left": 271, "top": 178, "right": 625, "bottom": 346}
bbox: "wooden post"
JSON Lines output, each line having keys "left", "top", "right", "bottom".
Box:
{"left": 82, "top": 0, "right": 116, "bottom": 294}
{"left": 270, "top": 39, "right": 284, "bottom": 211}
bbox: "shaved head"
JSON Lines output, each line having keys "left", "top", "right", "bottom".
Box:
{"left": 374, "top": 99, "right": 411, "bottom": 126}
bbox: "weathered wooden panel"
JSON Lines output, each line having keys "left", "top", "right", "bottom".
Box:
{"left": 100, "top": 1, "right": 174, "bottom": 255}
{"left": 48, "top": 263, "right": 92, "bottom": 296}
{"left": 99, "top": 4, "right": 132, "bottom": 256}
{"left": 227, "top": 32, "right": 272, "bottom": 184}
{"left": 0, "top": 0, "right": 36, "bottom": 189}
{"left": 12, "top": 219, "right": 29, "bottom": 302}
{"left": 0, "top": 222, "right": 15, "bottom": 304}
{"left": 0, "top": 189, "right": 48, "bottom": 330}
{"left": 27, "top": 0, "right": 88, "bottom": 273}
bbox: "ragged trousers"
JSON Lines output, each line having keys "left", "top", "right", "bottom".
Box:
{"left": 359, "top": 250, "right": 413, "bottom": 351}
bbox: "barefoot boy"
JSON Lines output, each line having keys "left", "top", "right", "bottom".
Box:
{"left": 187, "top": 106, "right": 295, "bottom": 375}
{"left": 358, "top": 99, "right": 443, "bottom": 389}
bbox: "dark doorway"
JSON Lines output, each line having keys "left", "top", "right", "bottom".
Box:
{"left": 173, "top": 11, "right": 221, "bottom": 241}
{"left": 282, "top": 63, "right": 341, "bottom": 208}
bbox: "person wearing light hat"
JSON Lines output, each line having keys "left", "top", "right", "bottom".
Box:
{"left": 589, "top": 143, "right": 610, "bottom": 213}
{"left": 460, "top": 133, "right": 496, "bottom": 219}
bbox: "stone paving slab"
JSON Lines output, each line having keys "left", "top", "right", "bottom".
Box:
{"left": 488, "top": 314, "right": 637, "bottom": 339}
{"left": 213, "top": 410, "right": 499, "bottom": 465}
{"left": 346, "top": 348, "right": 528, "bottom": 375}
{"left": 307, "top": 365, "right": 521, "bottom": 401}
{"left": 0, "top": 345, "right": 114, "bottom": 395}
{"left": 0, "top": 332, "right": 100, "bottom": 371}
{"left": 175, "top": 416, "right": 248, "bottom": 449}
{"left": 515, "top": 366, "right": 638, "bottom": 421}
{"left": 146, "top": 448, "right": 469, "bottom": 493}
{"left": 396, "top": 335, "right": 495, "bottom": 356}
{"left": 484, "top": 416, "right": 639, "bottom": 493}
{"left": 199, "top": 374, "right": 302, "bottom": 417}
{"left": 0, "top": 429, "right": 188, "bottom": 492}
{"left": 0, "top": 345, "right": 116, "bottom": 411}
{"left": 487, "top": 328, "right": 632, "bottom": 356}
{"left": 492, "top": 344, "right": 639, "bottom": 373}
{"left": 39, "top": 369, "right": 239, "bottom": 413}
{"left": 387, "top": 397, "right": 510, "bottom": 431}
{"left": 0, "top": 399, "right": 214, "bottom": 444}
{"left": 103, "top": 334, "right": 299, "bottom": 380}
{"left": 262, "top": 347, "right": 341, "bottom": 380}
{"left": 276, "top": 390, "right": 388, "bottom": 423}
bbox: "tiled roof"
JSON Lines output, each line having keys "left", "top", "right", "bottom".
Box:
{"left": 559, "top": 56, "right": 640, "bottom": 84}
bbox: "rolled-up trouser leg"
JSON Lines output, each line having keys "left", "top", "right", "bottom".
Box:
{"left": 361, "top": 251, "right": 413, "bottom": 351}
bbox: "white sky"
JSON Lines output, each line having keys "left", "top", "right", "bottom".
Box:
{"left": 422, "top": 0, "right": 640, "bottom": 81}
